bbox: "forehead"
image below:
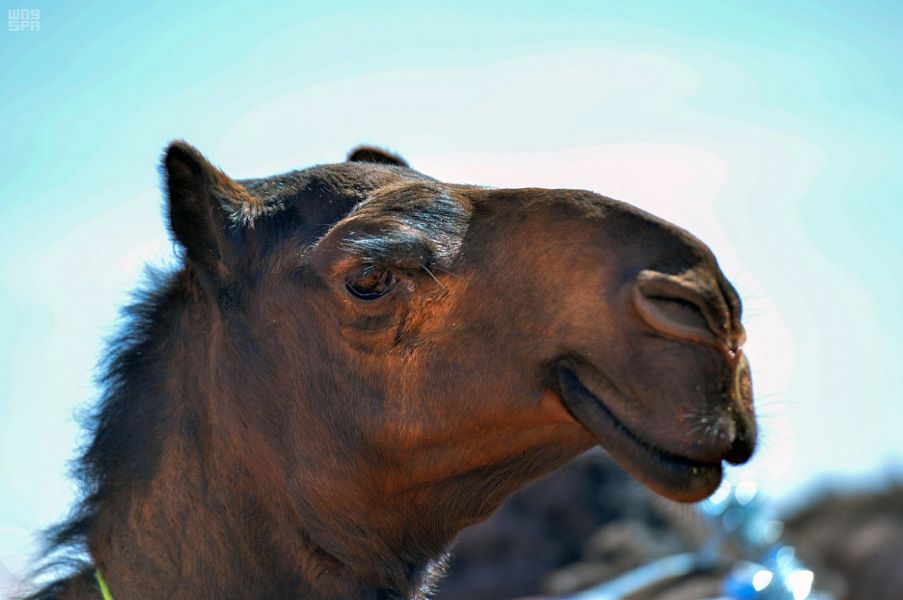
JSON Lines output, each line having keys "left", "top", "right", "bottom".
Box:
{"left": 239, "top": 162, "right": 474, "bottom": 266}
{"left": 241, "top": 161, "right": 433, "bottom": 208}
{"left": 234, "top": 161, "right": 429, "bottom": 248}
{"left": 240, "top": 161, "right": 439, "bottom": 228}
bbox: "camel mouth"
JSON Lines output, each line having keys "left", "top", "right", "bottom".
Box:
{"left": 554, "top": 361, "right": 724, "bottom": 503}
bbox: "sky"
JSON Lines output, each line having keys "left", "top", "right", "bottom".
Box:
{"left": 2, "top": 0, "right": 902, "bottom": 593}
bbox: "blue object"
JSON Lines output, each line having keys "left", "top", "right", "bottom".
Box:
{"left": 566, "top": 481, "right": 831, "bottom": 600}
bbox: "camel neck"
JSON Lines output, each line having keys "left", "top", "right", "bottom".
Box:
{"left": 80, "top": 303, "right": 433, "bottom": 599}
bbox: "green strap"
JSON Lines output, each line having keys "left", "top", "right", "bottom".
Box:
{"left": 94, "top": 569, "right": 114, "bottom": 600}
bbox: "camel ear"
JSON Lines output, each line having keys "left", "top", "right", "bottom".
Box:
{"left": 347, "top": 146, "right": 409, "bottom": 168}
{"left": 163, "top": 141, "right": 253, "bottom": 280}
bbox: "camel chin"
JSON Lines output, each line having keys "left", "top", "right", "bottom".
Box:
{"left": 555, "top": 361, "right": 727, "bottom": 503}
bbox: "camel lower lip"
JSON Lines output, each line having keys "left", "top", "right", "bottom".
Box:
{"left": 555, "top": 363, "right": 723, "bottom": 503}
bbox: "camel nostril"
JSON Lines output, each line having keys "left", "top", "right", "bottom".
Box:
{"left": 632, "top": 269, "right": 743, "bottom": 365}
{"left": 632, "top": 271, "right": 725, "bottom": 345}
{"left": 640, "top": 294, "right": 713, "bottom": 339}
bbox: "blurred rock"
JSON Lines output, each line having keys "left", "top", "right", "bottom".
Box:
{"left": 435, "top": 450, "right": 903, "bottom": 600}
{"left": 785, "top": 483, "right": 903, "bottom": 600}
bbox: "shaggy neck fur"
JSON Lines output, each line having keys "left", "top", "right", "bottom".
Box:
{"left": 25, "top": 269, "right": 495, "bottom": 600}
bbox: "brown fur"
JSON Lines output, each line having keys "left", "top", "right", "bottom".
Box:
{"left": 25, "top": 142, "right": 755, "bottom": 599}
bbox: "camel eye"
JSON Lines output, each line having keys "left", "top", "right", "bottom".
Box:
{"left": 346, "top": 266, "right": 396, "bottom": 301}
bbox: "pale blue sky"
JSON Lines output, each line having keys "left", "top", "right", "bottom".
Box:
{"left": 2, "top": 0, "right": 902, "bottom": 590}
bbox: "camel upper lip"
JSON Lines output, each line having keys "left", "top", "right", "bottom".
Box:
{"left": 554, "top": 360, "right": 724, "bottom": 503}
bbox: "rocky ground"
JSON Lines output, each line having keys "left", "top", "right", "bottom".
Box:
{"left": 433, "top": 450, "right": 903, "bottom": 600}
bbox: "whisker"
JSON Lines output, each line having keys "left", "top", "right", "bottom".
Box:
{"left": 422, "top": 265, "right": 447, "bottom": 291}
{"left": 431, "top": 265, "right": 460, "bottom": 278}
